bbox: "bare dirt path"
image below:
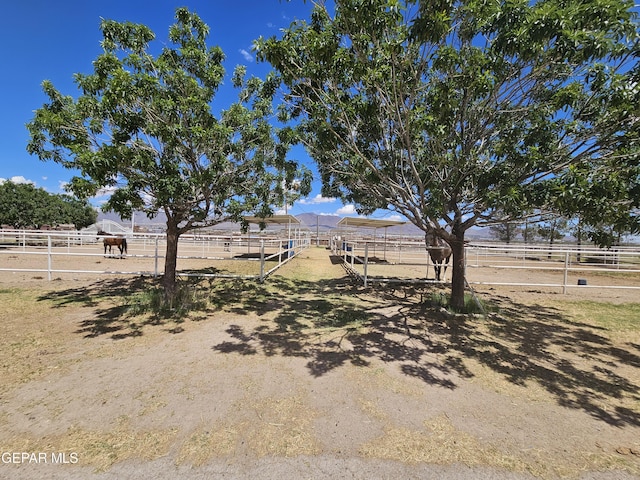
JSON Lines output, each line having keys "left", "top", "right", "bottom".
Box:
{"left": 1, "top": 247, "right": 639, "bottom": 479}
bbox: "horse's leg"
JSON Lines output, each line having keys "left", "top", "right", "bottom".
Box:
{"left": 442, "top": 256, "right": 451, "bottom": 282}
{"left": 434, "top": 262, "right": 441, "bottom": 281}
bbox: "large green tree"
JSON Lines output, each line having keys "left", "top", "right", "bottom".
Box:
{"left": 258, "top": 0, "right": 639, "bottom": 310}
{"left": 0, "top": 181, "right": 96, "bottom": 229}
{"left": 28, "top": 8, "right": 310, "bottom": 299}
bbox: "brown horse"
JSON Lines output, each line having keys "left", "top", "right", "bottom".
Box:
{"left": 97, "top": 230, "right": 128, "bottom": 257}
{"left": 425, "top": 230, "right": 452, "bottom": 281}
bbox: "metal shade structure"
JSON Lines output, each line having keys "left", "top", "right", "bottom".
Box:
{"left": 242, "top": 215, "right": 303, "bottom": 255}
{"left": 336, "top": 217, "right": 407, "bottom": 260}
{"left": 336, "top": 217, "right": 406, "bottom": 229}
{"left": 243, "top": 214, "right": 301, "bottom": 226}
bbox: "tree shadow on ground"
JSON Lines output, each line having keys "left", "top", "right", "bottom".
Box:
{"left": 213, "top": 276, "right": 459, "bottom": 381}
{"left": 36, "top": 269, "right": 640, "bottom": 426}
{"left": 210, "top": 277, "right": 640, "bottom": 427}
{"left": 450, "top": 292, "right": 640, "bottom": 427}
{"left": 37, "top": 276, "right": 212, "bottom": 339}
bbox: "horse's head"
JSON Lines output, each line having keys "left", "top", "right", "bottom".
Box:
{"left": 425, "top": 229, "right": 450, "bottom": 250}
{"left": 425, "top": 230, "right": 437, "bottom": 247}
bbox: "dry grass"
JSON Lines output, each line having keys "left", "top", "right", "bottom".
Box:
{"left": 552, "top": 299, "right": 640, "bottom": 334}
{"left": 360, "top": 414, "right": 519, "bottom": 467}
{"left": 4, "top": 416, "right": 177, "bottom": 472}
{"left": 360, "top": 414, "right": 634, "bottom": 479}
{"left": 243, "top": 395, "right": 321, "bottom": 457}
{"left": 175, "top": 395, "right": 320, "bottom": 467}
{"left": 1, "top": 248, "right": 640, "bottom": 477}
{"left": 176, "top": 424, "right": 237, "bottom": 466}
{"left": 0, "top": 288, "right": 78, "bottom": 394}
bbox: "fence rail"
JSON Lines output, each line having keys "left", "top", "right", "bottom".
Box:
{"left": 332, "top": 240, "right": 640, "bottom": 292}
{"left": 0, "top": 230, "right": 309, "bottom": 282}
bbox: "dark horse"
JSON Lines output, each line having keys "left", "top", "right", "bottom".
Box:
{"left": 97, "top": 230, "right": 128, "bottom": 257}
{"left": 425, "top": 230, "right": 452, "bottom": 282}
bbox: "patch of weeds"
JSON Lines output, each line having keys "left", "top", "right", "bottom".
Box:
{"left": 427, "top": 291, "right": 492, "bottom": 315}
{"left": 428, "top": 291, "right": 450, "bottom": 309}
{"left": 327, "top": 309, "right": 368, "bottom": 329}
{"left": 123, "top": 283, "right": 211, "bottom": 320}
{"left": 555, "top": 300, "right": 640, "bottom": 331}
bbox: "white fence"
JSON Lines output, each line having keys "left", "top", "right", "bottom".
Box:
{"left": 0, "top": 230, "right": 310, "bottom": 282}
{"left": 333, "top": 239, "right": 640, "bottom": 292}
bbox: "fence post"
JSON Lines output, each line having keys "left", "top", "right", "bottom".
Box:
{"left": 154, "top": 236, "right": 159, "bottom": 278}
{"left": 364, "top": 243, "right": 369, "bottom": 288}
{"left": 563, "top": 251, "right": 569, "bottom": 294}
{"left": 47, "top": 234, "right": 52, "bottom": 281}
{"left": 426, "top": 248, "right": 431, "bottom": 280}
{"left": 260, "top": 240, "right": 265, "bottom": 282}
{"left": 351, "top": 243, "right": 355, "bottom": 268}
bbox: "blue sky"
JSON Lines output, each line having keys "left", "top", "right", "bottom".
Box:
{"left": 0, "top": 0, "right": 394, "bottom": 220}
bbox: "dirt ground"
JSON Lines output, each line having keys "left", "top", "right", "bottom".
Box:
{"left": 1, "top": 246, "right": 639, "bottom": 479}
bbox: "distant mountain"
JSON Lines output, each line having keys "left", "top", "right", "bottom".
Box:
{"left": 96, "top": 210, "right": 492, "bottom": 239}
{"left": 296, "top": 213, "right": 341, "bottom": 231}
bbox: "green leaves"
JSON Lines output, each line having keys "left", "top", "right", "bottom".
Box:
{"left": 100, "top": 19, "right": 155, "bottom": 54}
{"left": 0, "top": 181, "right": 96, "bottom": 229}
{"left": 260, "top": 0, "right": 638, "bottom": 248}
{"left": 27, "top": 7, "right": 310, "bottom": 234}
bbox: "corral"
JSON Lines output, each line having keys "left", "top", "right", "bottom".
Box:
{"left": 1, "top": 234, "right": 639, "bottom": 479}
{"left": 0, "top": 219, "right": 310, "bottom": 282}
{"left": 334, "top": 238, "right": 640, "bottom": 294}
{"left": 2, "top": 228, "right": 639, "bottom": 296}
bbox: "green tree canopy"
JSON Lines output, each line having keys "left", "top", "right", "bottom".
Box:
{"left": 28, "top": 8, "right": 311, "bottom": 299}
{"left": 258, "top": 0, "right": 639, "bottom": 309}
{"left": 0, "top": 181, "right": 96, "bottom": 229}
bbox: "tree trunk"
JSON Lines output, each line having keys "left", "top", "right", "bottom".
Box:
{"left": 163, "top": 223, "right": 180, "bottom": 302}
{"left": 449, "top": 233, "right": 466, "bottom": 312}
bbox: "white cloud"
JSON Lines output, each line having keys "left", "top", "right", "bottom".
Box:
{"left": 1, "top": 176, "right": 36, "bottom": 185}
{"left": 274, "top": 203, "right": 294, "bottom": 215}
{"left": 94, "top": 186, "right": 117, "bottom": 198}
{"left": 239, "top": 49, "right": 254, "bottom": 62}
{"left": 299, "top": 194, "right": 336, "bottom": 205}
{"left": 336, "top": 204, "right": 356, "bottom": 215}
{"left": 383, "top": 214, "right": 403, "bottom": 222}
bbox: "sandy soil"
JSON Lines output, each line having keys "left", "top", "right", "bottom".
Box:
{"left": 1, "top": 247, "right": 639, "bottom": 479}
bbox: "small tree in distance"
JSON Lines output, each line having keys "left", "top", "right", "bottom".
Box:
{"left": 28, "top": 8, "right": 311, "bottom": 301}
{"left": 488, "top": 212, "right": 522, "bottom": 244}
{"left": 0, "top": 180, "right": 96, "bottom": 229}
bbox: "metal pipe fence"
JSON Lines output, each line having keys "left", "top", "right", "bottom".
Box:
{"left": 332, "top": 240, "right": 640, "bottom": 292}
{"left": 0, "top": 230, "right": 309, "bottom": 282}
